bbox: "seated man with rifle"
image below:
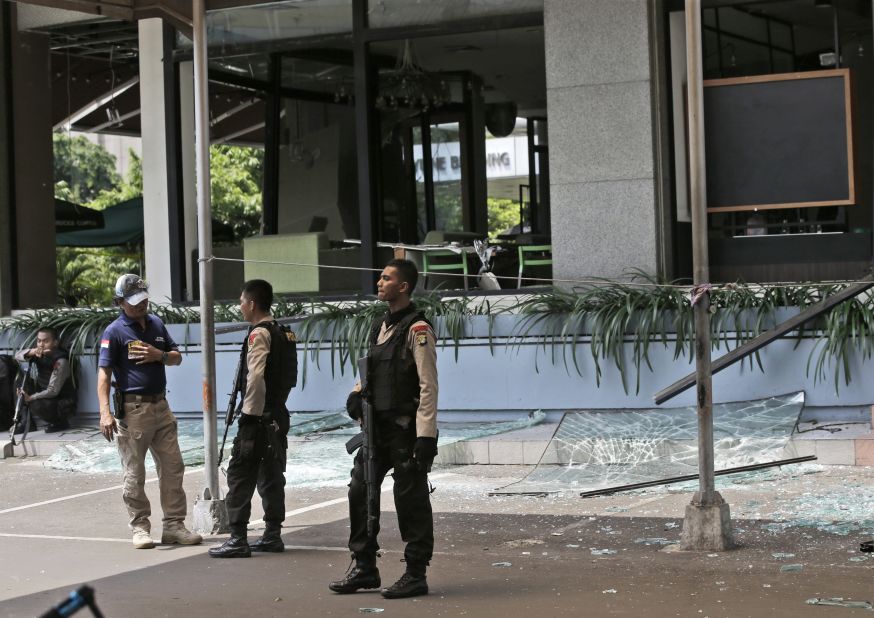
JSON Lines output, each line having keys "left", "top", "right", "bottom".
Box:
{"left": 209, "top": 279, "right": 298, "bottom": 558}
{"left": 329, "top": 259, "right": 439, "bottom": 600}
{"left": 13, "top": 327, "right": 77, "bottom": 434}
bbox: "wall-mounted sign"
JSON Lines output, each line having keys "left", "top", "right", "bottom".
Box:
{"left": 413, "top": 136, "right": 529, "bottom": 183}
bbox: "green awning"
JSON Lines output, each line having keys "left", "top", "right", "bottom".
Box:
{"left": 56, "top": 197, "right": 144, "bottom": 247}
{"left": 55, "top": 199, "right": 105, "bottom": 233}
{"left": 56, "top": 196, "right": 236, "bottom": 247}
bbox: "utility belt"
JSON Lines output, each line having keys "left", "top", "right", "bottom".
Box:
{"left": 122, "top": 392, "right": 166, "bottom": 403}
{"left": 373, "top": 403, "right": 418, "bottom": 417}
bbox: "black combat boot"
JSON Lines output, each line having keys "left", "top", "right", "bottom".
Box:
{"left": 208, "top": 527, "right": 251, "bottom": 558}
{"left": 44, "top": 418, "right": 70, "bottom": 434}
{"left": 250, "top": 525, "right": 284, "bottom": 553}
{"left": 328, "top": 555, "right": 381, "bottom": 594}
{"left": 381, "top": 564, "right": 428, "bottom": 599}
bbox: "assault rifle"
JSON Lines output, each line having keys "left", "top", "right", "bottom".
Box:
{"left": 348, "top": 356, "right": 378, "bottom": 539}
{"left": 218, "top": 350, "right": 245, "bottom": 467}
{"left": 9, "top": 360, "right": 33, "bottom": 446}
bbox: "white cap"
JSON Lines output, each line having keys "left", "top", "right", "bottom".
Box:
{"left": 114, "top": 274, "right": 149, "bottom": 306}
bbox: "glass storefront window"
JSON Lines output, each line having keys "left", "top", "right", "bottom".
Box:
{"left": 413, "top": 126, "right": 428, "bottom": 240}
{"left": 430, "top": 122, "right": 463, "bottom": 233}
{"left": 367, "top": 0, "right": 542, "bottom": 29}
{"left": 206, "top": 0, "right": 352, "bottom": 47}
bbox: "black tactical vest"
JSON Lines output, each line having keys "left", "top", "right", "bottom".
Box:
{"left": 368, "top": 309, "right": 430, "bottom": 415}
{"left": 33, "top": 349, "right": 76, "bottom": 400}
{"left": 241, "top": 320, "right": 298, "bottom": 410}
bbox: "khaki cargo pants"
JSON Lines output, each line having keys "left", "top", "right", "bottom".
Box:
{"left": 116, "top": 398, "right": 187, "bottom": 531}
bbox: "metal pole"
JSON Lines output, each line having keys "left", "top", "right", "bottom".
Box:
{"left": 193, "top": 0, "right": 219, "bottom": 503}
{"left": 686, "top": 0, "right": 716, "bottom": 504}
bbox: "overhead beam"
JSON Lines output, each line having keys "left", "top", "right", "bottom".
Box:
{"left": 12, "top": 0, "right": 133, "bottom": 21}
{"left": 209, "top": 98, "right": 257, "bottom": 126}
{"left": 211, "top": 120, "right": 263, "bottom": 145}
{"left": 654, "top": 274, "right": 874, "bottom": 405}
{"left": 86, "top": 106, "right": 140, "bottom": 131}
{"left": 53, "top": 75, "right": 138, "bottom": 130}
{"left": 174, "top": 32, "right": 353, "bottom": 63}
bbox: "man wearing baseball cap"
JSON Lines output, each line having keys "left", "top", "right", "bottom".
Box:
{"left": 96, "top": 274, "right": 202, "bottom": 549}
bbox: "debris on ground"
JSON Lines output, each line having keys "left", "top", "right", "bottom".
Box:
{"left": 805, "top": 598, "right": 873, "bottom": 610}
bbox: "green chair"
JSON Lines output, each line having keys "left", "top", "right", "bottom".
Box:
{"left": 517, "top": 244, "right": 552, "bottom": 287}
{"left": 422, "top": 249, "right": 469, "bottom": 290}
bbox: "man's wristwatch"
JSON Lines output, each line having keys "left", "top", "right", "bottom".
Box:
{"left": 161, "top": 351, "right": 168, "bottom": 364}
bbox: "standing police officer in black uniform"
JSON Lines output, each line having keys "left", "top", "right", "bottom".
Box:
{"left": 14, "top": 327, "right": 77, "bottom": 433}
{"left": 209, "top": 279, "right": 297, "bottom": 558}
{"left": 329, "top": 259, "right": 439, "bottom": 599}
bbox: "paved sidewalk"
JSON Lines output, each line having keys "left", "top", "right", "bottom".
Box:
{"left": 2, "top": 455, "right": 874, "bottom": 617}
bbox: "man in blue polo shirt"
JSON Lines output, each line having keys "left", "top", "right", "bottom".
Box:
{"left": 97, "top": 274, "right": 202, "bottom": 550}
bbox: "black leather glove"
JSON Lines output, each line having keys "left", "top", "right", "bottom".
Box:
{"left": 413, "top": 436, "right": 438, "bottom": 472}
{"left": 346, "top": 391, "right": 363, "bottom": 421}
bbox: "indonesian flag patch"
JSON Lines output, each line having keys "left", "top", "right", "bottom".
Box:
{"left": 100, "top": 339, "right": 110, "bottom": 349}
{"left": 412, "top": 324, "right": 429, "bottom": 346}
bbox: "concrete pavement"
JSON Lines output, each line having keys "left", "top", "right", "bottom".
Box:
{"left": 2, "top": 456, "right": 874, "bottom": 617}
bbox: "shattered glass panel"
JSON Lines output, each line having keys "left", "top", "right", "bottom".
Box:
{"left": 493, "top": 393, "right": 804, "bottom": 495}
{"left": 46, "top": 411, "right": 546, "bottom": 488}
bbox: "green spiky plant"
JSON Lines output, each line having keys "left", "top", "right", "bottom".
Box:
{"left": 2, "top": 275, "right": 873, "bottom": 393}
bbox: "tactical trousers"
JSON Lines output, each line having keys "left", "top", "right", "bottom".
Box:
{"left": 28, "top": 397, "right": 76, "bottom": 423}
{"left": 347, "top": 417, "right": 434, "bottom": 567}
{"left": 225, "top": 411, "right": 289, "bottom": 530}
{"left": 116, "top": 399, "right": 187, "bottom": 531}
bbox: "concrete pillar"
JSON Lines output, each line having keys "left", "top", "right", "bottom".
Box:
{"left": 179, "top": 60, "right": 197, "bottom": 301}
{"left": 138, "top": 18, "right": 183, "bottom": 303}
{"left": 0, "top": 3, "right": 14, "bottom": 315}
{"left": 544, "top": 0, "right": 658, "bottom": 281}
{"left": 11, "top": 22, "right": 55, "bottom": 308}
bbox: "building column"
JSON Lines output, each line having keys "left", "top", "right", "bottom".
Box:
{"left": 11, "top": 16, "right": 55, "bottom": 308}
{"left": 0, "top": 2, "right": 15, "bottom": 315}
{"left": 544, "top": 0, "right": 659, "bottom": 281}
{"left": 179, "top": 60, "right": 197, "bottom": 301}
{"left": 138, "top": 18, "right": 184, "bottom": 303}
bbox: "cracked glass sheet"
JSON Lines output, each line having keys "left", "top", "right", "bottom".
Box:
{"left": 492, "top": 393, "right": 804, "bottom": 495}
{"left": 45, "top": 411, "right": 546, "bottom": 488}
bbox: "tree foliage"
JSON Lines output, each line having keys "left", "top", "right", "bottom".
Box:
{"left": 209, "top": 145, "right": 263, "bottom": 243}
{"left": 88, "top": 150, "right": 143, "bottom": 211}
{"left": 52, "top": 137, "right": 265, "bottom": 306}
{"left": 53, "top": 132, "right": 121, "bottom": 204}
{"left": 56, "top": 247, "right": 139, "bottom": 307}
{"left": 487, "top": 198, "right": 521, "bottom": 238}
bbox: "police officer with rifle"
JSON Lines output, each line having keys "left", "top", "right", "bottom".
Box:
{"left": 330, "top": 259, "right": 439, "bottom": 599}
{"left": 209, "top": 279, "right": 298, "bottom": 558}
{"left": 14, "top": 327, "right": 77, "bottom": 433}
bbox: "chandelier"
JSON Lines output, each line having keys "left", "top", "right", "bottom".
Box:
{"left": 374, "top": 39, "right": 449, "bottom": 113}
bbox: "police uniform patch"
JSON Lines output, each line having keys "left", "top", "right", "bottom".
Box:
{"left": 248, "top": 331, "right": 258, "bottom": 346}
{"left": 286, "top": 331, "right": 297, "bottom": 343}
{"left": 415, "top": 332, "right": 428, "bottom": 346}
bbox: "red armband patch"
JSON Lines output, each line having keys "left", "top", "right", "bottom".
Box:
{"left": 248, "top": 331, "right": 259, "bottom": 346}
{"left": 412, "top": 324, "right": 430, "bottom": 333}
